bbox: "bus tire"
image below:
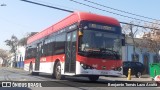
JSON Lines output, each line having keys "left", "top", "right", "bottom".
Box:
{"left": 88, "top": 76, "right": 99, "bottom": 81}
{"left": 55, "top": 62, "right": 65, "bottom": 80}
{"left": 135, "top": 72, "right": 142, "bottom": 78}
{"left": 33, "top": 72, "right": 39, "bottom": 75}
{"left": 51, "top": 73, "right": 55, "bottom": 79}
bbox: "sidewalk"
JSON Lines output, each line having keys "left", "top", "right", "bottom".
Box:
{"left": 0, "top": 66, "right": 25, "bottom": 72}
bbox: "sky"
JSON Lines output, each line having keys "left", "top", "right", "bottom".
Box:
{"left": 0, "top": 0, "right": 160, "bottom": 50}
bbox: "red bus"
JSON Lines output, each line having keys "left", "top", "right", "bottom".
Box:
{"left": 24, "top": 11, "right": 124, "bottom": 81}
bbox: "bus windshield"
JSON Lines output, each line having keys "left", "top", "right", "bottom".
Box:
{"left": 79, "top": 30, "right": 122, "bottom": 60}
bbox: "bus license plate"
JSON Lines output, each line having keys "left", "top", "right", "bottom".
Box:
{"left": 101, "top": 71, "right": 108, "bottom": 75}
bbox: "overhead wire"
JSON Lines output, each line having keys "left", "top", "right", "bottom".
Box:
{"left": 21, "top": 0, "right": 160, "bottom": 30}
{"left": 21, "top": 0, "right": 73, "bottom": 13}
{"left": 33, "top": 0, "right": 79, "bottom": 11}
{"left": 70, "top": 0, "right": 160, "bottom": 26}
{"left": 83, "top": 0, "right": 160, "bottom": 21}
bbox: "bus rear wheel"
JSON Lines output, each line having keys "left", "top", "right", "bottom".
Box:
{"left": 88, "top": 76, "right": 99, "bottom": 81}
{"left": 55, "top": 62, "right": 65, "bottom": 80}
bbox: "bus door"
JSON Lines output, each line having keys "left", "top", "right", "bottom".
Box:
{"left": 35, "top": 42, "right": 42, "bottom": 71}
{"left": 65, "top": 31, "right": 77, "bottom": 73}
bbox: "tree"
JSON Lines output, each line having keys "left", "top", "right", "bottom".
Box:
{"left": 4, "top": 32, "right": 38, "bottom": 67}
{"left": 18, "top": 32, "right": 37, "bottom": 46}
{"left": 5, "top": 35, "right": 18, "bottom": 53}
{"left": 18, "top": 37, "right": 27, "bottom": 46}
{"left": 141, "top": 21, "right": 160, "bottom": 62}
{"left": 122, "top": 21, "right": 140, "bottom": 61}
{"left": 135, "top": 21, "right": 160, "bottom": 63}
{"left": 4, "top": 35, "right": 18, "bottom": 67}
{"left": 0, "top": 49, "right": 10, "bottom": 66}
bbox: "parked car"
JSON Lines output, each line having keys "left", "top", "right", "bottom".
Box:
{"left": 123, "top": 61, "right": 145, "bottom": 78}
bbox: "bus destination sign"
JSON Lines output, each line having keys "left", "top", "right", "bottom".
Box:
{"left": 88, "top": 23, "right": 116, "bottom": 31}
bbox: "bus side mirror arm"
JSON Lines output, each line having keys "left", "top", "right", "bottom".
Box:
{"left": 122, "top": 34, "right": 125, "bottom": 46}
{"left": 78, "top": 28, "right": 83, "bottom": 36}
{"left": 122, "top": 39, "right": 125, "bottom": 46}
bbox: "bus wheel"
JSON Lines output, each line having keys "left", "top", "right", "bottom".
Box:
{"left": 135, "top": 72, "right": 142, "bottom": 78}
{"left": 55, "top": 62, "right": 64, "bottom": 80}
{"left": 88, "top": 76, "right": 99, "bottom": 81}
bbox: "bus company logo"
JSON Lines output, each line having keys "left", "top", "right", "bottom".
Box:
{"left": 40, "top": 58, "right": 46, "bottom": 62}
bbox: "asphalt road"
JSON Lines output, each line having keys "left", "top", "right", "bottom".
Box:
{"left": 0, "top": 67, "right": 159, "bottom": 90}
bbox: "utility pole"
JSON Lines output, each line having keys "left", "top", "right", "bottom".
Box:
{"left": 129, "top": 24, "right": 137, "bottom": 61}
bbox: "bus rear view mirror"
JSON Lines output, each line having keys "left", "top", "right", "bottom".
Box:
{"left": 78, "top": 29, "right": 83, "bottom": 36}
{"left": 122, "top": 34, "right": 125, "bottom": 46}
{"left": 122, "top": 39, "right": 125, "bottom": 46}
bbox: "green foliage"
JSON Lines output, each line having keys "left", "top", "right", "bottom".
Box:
{"left": 4, "top": 32, "right": 37, "bottom": 53}
{"left": 18, "top": 37, "right": 27, "bottom": 46}
{"left": 0, "top": 49, "right": 8, "bottom": 60}
{"left": 4, "top": 35, "right": 18, "bottom": 53}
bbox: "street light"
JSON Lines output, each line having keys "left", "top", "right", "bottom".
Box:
{"left": 0, "top": 3, "right": 6, "bottom": 6}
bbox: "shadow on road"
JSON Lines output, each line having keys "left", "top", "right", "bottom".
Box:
{"left": 30, "top": 73, "right": 156, "bottom": 87}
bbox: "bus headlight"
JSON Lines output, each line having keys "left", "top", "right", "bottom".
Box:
{"left": 80, "top": 62, "right": 94, "bottom": 69}
{"left": 111, "top": 67, "right": 122, "bottom": 71}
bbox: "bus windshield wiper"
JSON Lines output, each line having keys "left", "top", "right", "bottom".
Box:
{"left": 99, "top": 48, "right": 119, "bottom": 59}
{"left": 83, "top": 48, "right": 100, "bottom": 52}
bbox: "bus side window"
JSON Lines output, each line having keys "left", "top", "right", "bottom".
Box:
{"left": 122, "top": 34, "right": 125, "bottom": 46}
{"left": 25, "top": 47, "right": 29, "bottom": 59}
{"left": 55, "top": 33, "right": 66, "bottom": 55}
{"left": 48, "top": 36, "right": 55, "bottom": 55}
{"left": 28, "top": 48, "right": 32, "bottom": 59}
{"left": 43, "top": 39, "right": 49, "bottom": 56}
{"left": 31, "top": 48, "right": 35, "bottom": 58}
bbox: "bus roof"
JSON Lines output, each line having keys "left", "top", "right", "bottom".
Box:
{"left": 27, "top": 11, "right": 120, "bottom": 44}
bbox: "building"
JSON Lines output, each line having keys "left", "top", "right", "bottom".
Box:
{"left": 9, "top": 54, "right": 14, "bottom": 67}
{"left": 14, "top": 32, "right": 37, "bottom": 68}
{"left": 122, "top": 36, "right": 159, "bottom": 74}
{"left": 16, "top": 46, "right": 26, "bottom": 68}
{"left": 0, "top": 57, "right": 3, "bottom": 67}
